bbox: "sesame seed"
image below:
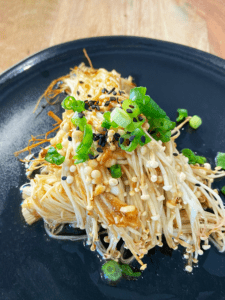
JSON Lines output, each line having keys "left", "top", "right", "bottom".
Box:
{"left": 126, "top": 109, "right": 132, "bottom": 113}
{"left": 195, "top": 183, "right": 201, "bottom": 186}
{"left": 76, "top": 126, "right": 80, "bottom": 130}
{"left": 79, "top": 81, "right": 84, "bottom": 84}
{"left": 68, "top": 136, "right": 72, "bottom": 141}
{"left": 127, "top": 131, "right": 131, "bottom": 134}
{"left": 112, "top": 91, "right": 117, "bottom": 95}
{"left": 61, "top": 176, "right": 67, "bottom": 181}
{"left": 138, "top": 116, "right": 143, "bottom": 121}
{"left": 119, "top": 137, "right": 124, "bottom": 144}
{"left": 85, "top": 103, "right": 89, "bottom": 110}
{"left": 103, "top": 128, "right": 107, "bottom": 131}
{"left": 94, "top": 154, "right": 99, "bottom": 159}
{"left": 110, "top": 96, "right": 116, "bottom": 101}
{"left": 97, "top": 147, "right": 103, "bottom": 153}
{"left": 89, "top": 101, "right": 95, "bottom": 106}
{"left": 173, "top": 153, "right": 178, "bottom": 156}
{"left": 93, "top": 133, "right": 100, "bottom": 141}
{"left": 87, "top": 94, "right": 92, "bottom": 98}
{"left": 129, "top": 135, "right": 135, "bottom": 142}
{"left": 141, "top": 136, "right": 146, "bottom": 143}
{"left": 88, "top": 154, "right": 95, "bottom": 160}
{"left": 119, "top": 90, "right": 125, "bottom": 95}
{"left": 96, "top": 105, "right": 100, "bottom": 111}
{"left": 133, "top": 117, "right": 137, "bottom": 122}
{"left": 91, "top": 105, "right": 96, "bottom": 109}
{"left": 104, "top": 101, "right": 110, "bottom": 107}
{"left": 114, "top": 133, "right": 120, "bottom": 141}
{"left": 102, "top": 88, "right": 108, "bottom": 93}
{"left": 129, "top": 105, "right": 135, "bottom": 109}
{"left": 77, "top": 91, "right": 80, "bottom": 95}
{"left": 78, "top": 112, "right": 84, "bottom": 118}
{"left": 108, "top": 87, "right": 115, "bottom": 94}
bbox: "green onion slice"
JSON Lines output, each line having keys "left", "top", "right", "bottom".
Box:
{"left": 111, "top": 107, "right": 132, "bottom": 128}
{"left": 122, "top": 99, "right": 140, "bottom": 118}
{"left": 110, "top": 164, "right": 122, "bottom": 178}
{"left": 45, "top": 146, "right": 65, "bottom": 165}
{"left": 71, "top": 112, "right": 87, "bottom": 131}
{"left": 216, "top": 152, "right": 225, "bottom": 169}
{"left": 176, "top": 108, "right": 188, "bottom": 122}
{"left": 189, "top": 115, "right": 202, "bottom": 129}
{"left": 101, "top": 261, "right": 122, "bottom": 282}
{"left": 62, "top": 96, "right": 85, "bottom": 112}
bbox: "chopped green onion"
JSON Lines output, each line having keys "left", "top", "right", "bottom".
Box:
{"left": 120, "top": 264, "right": 141, "bottom": 278}
{"left": 111, "top": 107, "right": 132, "bottom": 128}
{"left": 55, "top": 143, "right": 63, "bottom": 150}
{"left": 216, "top": 152, "right": 225, "bottom": 169}
{"left": 119, "top": 128, "right": 151, "bottom": 152}
{"left": 130, "top": 87, "right": 167, "bottom": 119}
{"left": 122, "top": 99, "right": 140, "bottom": 118}
{"left": 101, "top": 261, "right": 122, "bottom": 281}
{"left": 76, "top": 124, "right": 93, "bottom": 156}
{"left": 189, "top": 115, "right": 202, "bottom": 129}
{"left": 71, "top": 112, "right": 87, "bottom": 131}
{"left": 181, "top": 148, "right": 207, "bottom": 165}
{"left": 221, "top": 186, "right": 225, "bottom": 195}
{"left": 62, "top": 96, "right": 85, "bottom": 112}
{"left": 110, "top": 164, "right": 122, "bottom": 178}
{"left": 176, "top": 108, "right": 188, "bottom": 122}
{"left": 45, "top": 146, "right": 65, "bottom": 165}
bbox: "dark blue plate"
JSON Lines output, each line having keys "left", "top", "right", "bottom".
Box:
{"left": 0, "top": 36, "right": 225, "bottom": 300}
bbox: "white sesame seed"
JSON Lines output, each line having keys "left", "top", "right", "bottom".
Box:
{"left": 70, "top": 165, "right": 76, "bottom": 172}
{"left": 66, "top": 175, "right": 74, "bottom": 184}
{"left": 109, "top": 178, "right": 118, "bottom": 186}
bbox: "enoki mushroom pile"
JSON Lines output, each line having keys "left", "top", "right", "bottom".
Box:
{"left": 18, "top": 61, "right": 225, "bottom": 273}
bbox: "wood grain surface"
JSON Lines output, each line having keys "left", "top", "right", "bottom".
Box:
{"left": 0, "top": 0, "right": 224, "bottom": 74}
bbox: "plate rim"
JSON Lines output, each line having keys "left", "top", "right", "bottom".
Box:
{"left": 1, "top": 35, "right": 225, "bottom": 86}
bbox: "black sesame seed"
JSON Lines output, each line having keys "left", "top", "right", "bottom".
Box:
{"left": 96, "top": 101, "right": 99, "bottom": 105}
{"left": 93, "top": 133, "right": 100, "bottom": 141}
{"left": 133, "top": 117, "right": 137, "bottom": 122}
{"left": 77, "top": 91, "right": 80, "bottom": 95}
{"left": 110, "top": 107, "right": 115, "bottom": 112}
{"left": 87, "top": 94, "right": 92, "bottom": 98}
{"left": 84, "top": 103, "right": 89, "bottom": 110}
{"left": 78, "top": 112, "right": 84, "bottom": 118}
{"left": 68, "top": 136, "right": 72, "bottom": 141}
{"left": 108, "top": 87, "right": 115, "bottom": 94}
{"left": 126, "top": 109, "right": 133, "bottom": 113}
{"left": 173, "top": 153, "right": 178, "bottom": 156}
{"left": 103, "top": 128, "right": 107, "bottom": 131}
{"left": 138, "top": 116, "right": 143, "bottom": 121}
{"left": 114, "top": 133, "right": 120, "bottom": 141}
{"left": 96, "top": 105, "right": 100, "bottom": 111}
{"left": 112, "top": 91, "right": 117, "bottom": 95}
{"left": 102, "top": 88, "right": 108, "bottom": 93}
{"left": 119, "top": 137, "right": 124, "bottom": 144}
{"left": 119, "top": 90, "right": 125, "bottom": 95}
{"left": 141, "top": 135, "right": 146, "bottom": 143}
{"left": 195, "top": 183, "right": 201, "bottom": 187}
{"left": 91, "top": 105, "right": 96, "bottom": 109}
{"left": 129, "top": 105, "right": 135, "bottom": 109}
{"left": 79, "top": 81, "right": 84, "bottom": 84}
{"left": 89, "top": 101, "right": 95, "bottom": 106}
{"left": 104, "top": 101, "right": 110, "bottom": 107}
{"left": 61, "top": 176, "right": 67, "bottom": 181}
{"left": 129, "top": 135, "right": 135, "bottom": 142}
{"left": 88, "top": 154, "right": 95, "bottom": 160}
{"left": 76, "top": 126, "right": 80, "bottom": 130}
{"left": 94, "top": 154, "right": 99, "bottom": 159}
{"left": 97, "top": 147, "right": 103, "bottom": 153}
{"left": 127, "top": 131, "right": 131, "bottom": 134}
{"left": 110, "top": 96, "right": 116, "bottom": 101}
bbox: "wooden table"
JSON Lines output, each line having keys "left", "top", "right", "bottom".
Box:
{"left": 1, "top": 0, "right": 225, "bottom": 74}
